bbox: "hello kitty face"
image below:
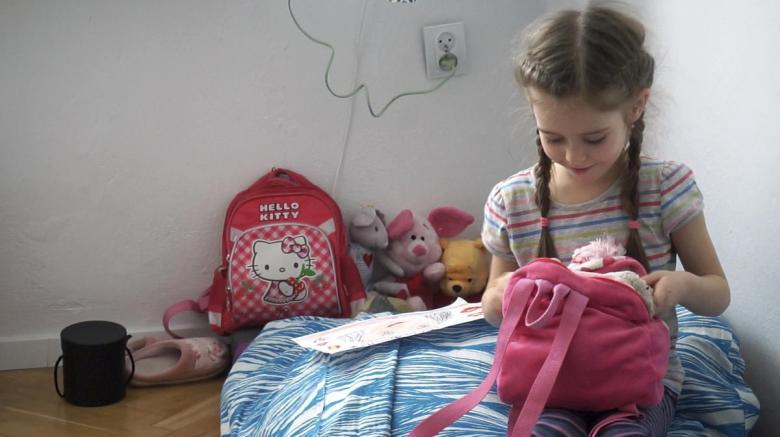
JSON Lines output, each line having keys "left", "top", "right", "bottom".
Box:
{"left": 249, "top": 236, "right": 311, "bottom": 282}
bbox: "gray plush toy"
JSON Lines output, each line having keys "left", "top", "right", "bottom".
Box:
{"left": 348, "top": 206, "right": 389, "bottom": 290}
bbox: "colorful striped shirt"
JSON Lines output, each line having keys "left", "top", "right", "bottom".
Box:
{"left": 481, "top": 157, "right": 704, "bottom": 395}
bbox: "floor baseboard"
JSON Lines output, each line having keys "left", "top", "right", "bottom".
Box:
{"left": 0, "top": 325, "right": 215, "bottom": 371}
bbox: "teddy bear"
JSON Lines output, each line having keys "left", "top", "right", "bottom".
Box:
{"left": 435, "top": 238, "right": 490, "bottom": 308}
{"left": 373, "top": 207, "right": 474, "bottom": 311}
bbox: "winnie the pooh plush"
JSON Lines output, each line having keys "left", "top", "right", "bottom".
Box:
{"left": 435, "top": 238, "right": 490, "bottom": 308}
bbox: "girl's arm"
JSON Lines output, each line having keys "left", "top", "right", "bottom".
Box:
{"left": 481, "top": 255, "right": 519, "bottom": 326}
{"left": 643, "top": 213, "right": 730, "bottom": 316}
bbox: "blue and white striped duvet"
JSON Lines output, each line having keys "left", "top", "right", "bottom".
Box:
{"left": 220, "top": 307, "right": 759, "bottom": 436}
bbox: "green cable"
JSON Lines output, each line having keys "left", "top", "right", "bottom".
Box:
{"left": 287, "top": 0, "right": 456, "bottom": 118}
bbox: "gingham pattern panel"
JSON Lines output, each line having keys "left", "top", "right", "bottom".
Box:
{"left": 228, "top": 224, "right": 339, "bottom": 327}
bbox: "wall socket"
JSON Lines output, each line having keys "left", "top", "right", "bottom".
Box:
{"left": 423, "top": 22, "right": 467, "bottom": 80}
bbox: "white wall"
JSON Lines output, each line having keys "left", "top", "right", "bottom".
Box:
{"left": 1, "top": 0, "right": 776, "bottom": 433}
{"left": 644, "top": 2, "right": 779, "bottom": 434}
{"left": 0, "top": 0, "right": 541, "bottom": 362}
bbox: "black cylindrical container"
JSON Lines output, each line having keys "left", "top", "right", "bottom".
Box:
{"left": 54, "top": 321, "right": 135, "bottom": 407}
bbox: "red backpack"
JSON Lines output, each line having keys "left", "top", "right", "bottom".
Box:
{"left": 164, "top": 168, "right": 365, "bottom": 337}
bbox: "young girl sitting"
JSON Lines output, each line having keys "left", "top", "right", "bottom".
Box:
{"left": 480, "top": 5, "right": 730, "bottom": 436}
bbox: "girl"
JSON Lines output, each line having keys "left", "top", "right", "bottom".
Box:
{"left": 481, "top": 5, "right": 730, "bottom": 436}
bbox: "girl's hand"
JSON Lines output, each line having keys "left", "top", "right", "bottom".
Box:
{"left": 481, "top": 271, "right": 514, "bottom": 327}
{"left": 642, "top": 270, "right": 694, "bottom": 315}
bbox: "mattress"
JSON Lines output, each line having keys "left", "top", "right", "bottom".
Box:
{"left": 220, "top": 307, "right": 759, "bottom": 436}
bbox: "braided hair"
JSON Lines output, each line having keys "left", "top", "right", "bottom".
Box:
{"left": 515, "top": 6, "right": 655, "bottom": 270}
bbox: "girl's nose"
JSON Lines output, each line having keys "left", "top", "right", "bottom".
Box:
{"left": 565, "top": 145, "right": 587, "bottom": 164}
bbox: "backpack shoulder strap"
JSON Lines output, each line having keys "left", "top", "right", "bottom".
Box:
{"left": 163, "top": 288, "right": 210, "bottom": 339}
{"left": 409, "top": 277, "right": 536, "bottom": 437}
{"left": 508, "top": 285, "right": 588, "bottom": 436}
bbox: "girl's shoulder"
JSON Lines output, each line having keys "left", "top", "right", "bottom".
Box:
{"left": 487, "top": 165, "right": 536, "bottom": 209}
{"left": 639, "top": 157, "right": 696, "bottom": 188}
{"left": 493, "top": 165, "right": 536, "bottom": 192}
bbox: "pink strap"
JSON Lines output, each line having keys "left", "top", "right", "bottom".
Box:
{"left": 525, "top": 283, "right": 570, "bottom": 329}
{"left": 409, "top": 278, "right": 536, "bottom": 437}
{"left": 509, "top": 287, "right": 588, "bottom": 436}
{"left": 588, "top": 406, "right": 640, "bottom": 437}
{"left": 509, "top": 401, "right": 638, "bottom": 437}
{"left": 163, "top": 288, "right": 210, "bottom": 339}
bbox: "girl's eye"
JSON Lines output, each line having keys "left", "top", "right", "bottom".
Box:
{"left": 546, "top": 137, "right": 564, "bottom": 144}
{"left": 584, "top": 136, "right": 607, "bottom": 145}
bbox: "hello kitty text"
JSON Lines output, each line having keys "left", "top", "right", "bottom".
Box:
{"left": 259, "top": 202, "right": 300, "bottom": 222}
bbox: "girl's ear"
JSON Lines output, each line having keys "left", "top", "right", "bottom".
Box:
{"left": 630, "top": 88, "right": 651, "bottom": 122}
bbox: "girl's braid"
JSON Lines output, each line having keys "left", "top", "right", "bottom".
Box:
{"left": 534, "top": 130, "right": 558, "bottom": 258}
{"left": 622, "top": 114, "right": 650, "bottom": 271}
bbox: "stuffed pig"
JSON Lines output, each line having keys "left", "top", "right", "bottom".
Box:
{"left": 374, "top": 207, "right": 474, "bottom": 311}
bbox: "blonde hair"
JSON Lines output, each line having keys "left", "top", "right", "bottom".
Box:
{"left": 515, "top": 5, "right": 654, "bottom": 270}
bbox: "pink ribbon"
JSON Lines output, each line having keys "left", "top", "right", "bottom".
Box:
{"left": 281, "top": 237, "right": 309, "bottom": 258}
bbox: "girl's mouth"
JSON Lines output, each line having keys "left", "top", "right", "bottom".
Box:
{"left": 570, "top": 165, "right": 593, "bottom": 175}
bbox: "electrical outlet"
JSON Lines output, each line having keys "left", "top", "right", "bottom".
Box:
{"left": 423, "top": 22, "right": 467, "bottom": 80}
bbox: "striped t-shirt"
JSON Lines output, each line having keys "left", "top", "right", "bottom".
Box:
{"left": 481, "top": 157, "right": 704, "bottom": 395}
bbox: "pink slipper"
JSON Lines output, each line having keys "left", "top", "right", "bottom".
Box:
{"left": 129, "top": 337, "right": 229, "bottom": 387}
{"left": 128, "top": 336, "right": 160, "bottom": 353}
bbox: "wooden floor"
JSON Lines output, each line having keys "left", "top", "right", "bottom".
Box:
{"left": 0, "top": 367, "right": 225, "bottom": 437}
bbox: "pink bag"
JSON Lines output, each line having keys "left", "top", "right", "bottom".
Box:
{"left": 164, "top": 168, "right": 366, "bottom": 336}
{"left": 411, "top": 257, "right": 669, "bottom": 437}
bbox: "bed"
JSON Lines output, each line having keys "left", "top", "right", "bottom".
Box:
{"left": 220, "top": 307, "right": 759, "bottom": 436}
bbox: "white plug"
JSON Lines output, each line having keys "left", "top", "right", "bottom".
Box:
{"left": 439, "top": 52, "right": 458, "bottom": 72}
{"left": 423, "top": 22, "right": 467, "bottom": 80}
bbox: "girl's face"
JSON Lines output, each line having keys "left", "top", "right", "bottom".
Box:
{"left": 529, "top": 88, "right": 635, "bottom": 187}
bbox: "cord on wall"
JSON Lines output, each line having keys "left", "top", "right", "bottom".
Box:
{"left": 330, "top": 0, "right": 369, "bottom": 198}
{"left": 287, "top": 0, "right": 457, "bottom": 119}
{"left": 287, "top": 0, "right": 459, "bottom": 198}
{"left": 287, "top": 0, "right": 458, "bottom": 198}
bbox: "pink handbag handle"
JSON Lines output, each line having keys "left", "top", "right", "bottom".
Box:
{"left": 525, "top": 282, "right": 571, "bottom": 329}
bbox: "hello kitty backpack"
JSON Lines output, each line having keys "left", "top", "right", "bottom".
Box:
{"left": 164, "top": 168, "right": 366, "bottom": 336}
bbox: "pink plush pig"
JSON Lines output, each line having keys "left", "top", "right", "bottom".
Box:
{"left": 374, "top": 207, "right": 474, "bottom": 310}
